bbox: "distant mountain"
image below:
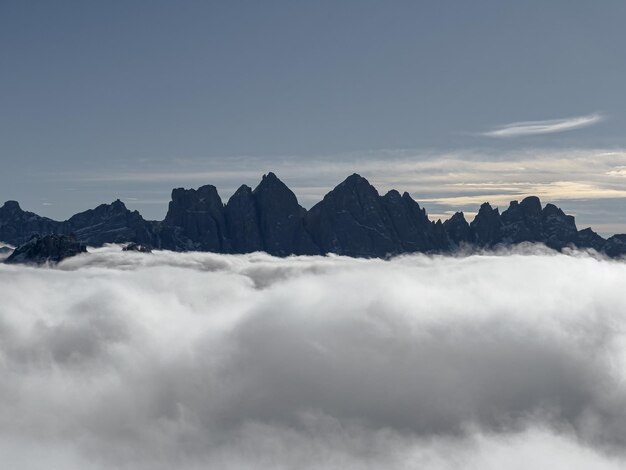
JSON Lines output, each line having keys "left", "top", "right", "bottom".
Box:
{"left": 1, "top": 173, "right": 626, "bottom": 258}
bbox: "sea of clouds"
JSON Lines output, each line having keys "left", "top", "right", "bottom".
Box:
{"left": 1, "top": 246, "right": 626, "bottom": 469}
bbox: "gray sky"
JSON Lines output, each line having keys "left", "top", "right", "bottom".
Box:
{"left": 2, "top": 1, "right": 626, "bottom": 234}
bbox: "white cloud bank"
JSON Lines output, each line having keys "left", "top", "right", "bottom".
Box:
{"left": 481, "top": 113, "right": 604, "bottom": 138}
{"left": 1, "top": 247, "right": 626, "bottom": 469}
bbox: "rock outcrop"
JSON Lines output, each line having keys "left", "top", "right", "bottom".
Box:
{"left": 381, "top": 190, "right": 441, "bottom": 253}
{"left": 1, "top": 173, "right": 626, "bottom": 258}
{"left": 603, "top": 234, "right": 626, "bottom": 258}
{"left": 64, "top": 199, "right": 155, "bottom": 247}
{"left": 500, "top": 197, "right": 544, "bottom": 244}
{"left": 123, "top": 242, "right": 153, "bottom": 253}
{"left": 224, "top": 185, "right": 264, "bottom": 253}
{"left": 575, "top": 227, "right": 606, "bottom": 251}
{"left": 5, "top": 234, "right": 87, "bottom": 265}
{"left": 159, "top": 185, "right": 230, "bottom": 252}
{"left": 540, "top": 203, "right": 578, "bottom": 250}
{"left": 443, "top": 212, "right": 471, "bottom": 248}
{"left": 470, "top": 203, "right": 502, "bottom": 247}
{"left": 305, "top": 174, "right": 401, "bottom": 257}
{"left": 251, "top": 172, "right": 318, "bottom": 256}
{"left": 0, "top": 201, "right": 62, "bottom": 246}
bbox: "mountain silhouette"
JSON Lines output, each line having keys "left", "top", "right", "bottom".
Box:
{"left": 1, "top": 173, "right": 625, "bottom": 258}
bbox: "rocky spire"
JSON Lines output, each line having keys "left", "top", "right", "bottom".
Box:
{"left": 305, "top": 174, "right": 401, "bottom": 257}
{"left": 470, "top": 203, "right": 502, "bottom": 247}
{"left": 252, "top": 172, "right": 319, "bottom": 256}
{"left": 160, "top": 185, "right": 230, "bottom": 252}
{"left": 2, "top": 174, "right": 626, "bottom": 258}
{"left": 224, "top": 184, "right": 264, "bottom": 253}
{"left": 443, "top": 212, "right": 471, "bottom": 247}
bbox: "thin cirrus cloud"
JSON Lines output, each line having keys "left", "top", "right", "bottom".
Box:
{"left": 481, "top": 113, "right": 605, "bottom": 138}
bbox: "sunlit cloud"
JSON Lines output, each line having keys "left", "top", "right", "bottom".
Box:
{"left": 419, "top": 181, "right": 626, "bottom": 206}
{"left": 50, "top": 147, "right": 626, "bottom": 234}
{"left": 481, "top": 113, "right": 604, "bottom": 138}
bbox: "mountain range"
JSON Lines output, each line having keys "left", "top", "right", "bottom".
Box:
{"left": 2, "top": 172, "right": 626, "bottom": 257}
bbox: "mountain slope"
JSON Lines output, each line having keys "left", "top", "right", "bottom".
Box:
{"left": 1, "top": 173, "right": 623, "bottom": 258}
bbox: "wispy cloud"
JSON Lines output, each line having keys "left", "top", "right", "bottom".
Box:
{"left": 481, "top": 113, "right": 604, "bottom": 138}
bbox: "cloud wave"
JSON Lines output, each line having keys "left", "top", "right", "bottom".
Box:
{"left": 481, "top": 113, "right": 604, "bottom": 138}
{"left": 1, "top": 247, "right": 626, "bottom": 468}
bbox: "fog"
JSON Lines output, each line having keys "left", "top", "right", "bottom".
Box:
{"left": 1, "top": 246, "right": 626, "bottom": 469}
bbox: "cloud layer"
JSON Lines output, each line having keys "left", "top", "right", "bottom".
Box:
{"left": 1, "top": 247, "right": 626, "bottom": 468}
{"left": 481, "top": 113, "right": 604, "bottom": 138}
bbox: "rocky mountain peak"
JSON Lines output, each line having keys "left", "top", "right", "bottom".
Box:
{"left": 342, "top": 173, "right": 371, "bottom": 186}
{"left": 443, "top": 212, "right": 471, "bottom": 247}
{"left": 519, "top": 196, "right": 542, "bottom": 216}
{"left": 542, "top": 203, "right": 565, "bottom": 217}
{"left": 470, "top": 202, "right": 502, "bottom": 247}
{"left": 2, "top": 173, "right": 626, "bottom": 258}
{"left": 305, "top": 174, "right": 400, "bottom": 257}
{"left": 162, "top": 184, "right": 228, "bottom": 252}
{"left": 232, "top": 184, "right": 253, "bottom": 197}
{"left": 501, "top": 197, "right": 543, "bottom": 243}
{"left": 252, "top": 173, "right": 318, "bottom": 256}
{"left": 335, "top": 174, "right": 378, "bottom": 198}
{"left": 477, "top": 202, "right": 497, "bottom": 213}
{"left": 170, "top": 185, "right": 221, "bottom": 205}
{"left": 254, "top": 172, "right": 294, "bottom": 199}
{"left": 384, "top": 189, "right": 402, "bottom": 200}
{"left": 110, "top": 199, "right": 126, "bottom": 210}
{"left": 1, "top": 200, "right": 22, "bottom": 212}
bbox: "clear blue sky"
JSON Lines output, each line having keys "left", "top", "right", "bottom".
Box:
{"left": 2, "top": 1, "right": 626, "bottom": 233}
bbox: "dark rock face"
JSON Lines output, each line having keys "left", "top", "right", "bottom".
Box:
{"left": 500, "top": 197, "right": 544, "bottom": 244}
{"left": 443, "top": 212, "right": 471, "bottom": 247}
{"left": 123, "top": 242, "right": 152, "bottom": 253}
{"left": 0, "top": 200, "right": 156, "bottom": 248}
{"left": 540, "top": 203, "right": 578, "bottom": 250}
{"left": 305, "top": 174, "right": 400, "bottom": 257}
{"left": 252, "top": 173, "right": 318, "bottom": 256}
{"left": 64, "top": 200, "right": 155, "bottom": 247}
{"left": 2, "top": 173, "right": 626, "bottom": 258}
{"left": 381, "top": 191, "right": 440, "bottom": 253}
{"left": 160, "top": 185, "right": 230, "bottom": 252}
{"left": 603, "top": 234, "right": 626, "bottom": 258}
{"left": 470, "top": 203, "right": 502, "bottom": 247}
{"left": 224, "top": 185, "right": 264, "bottom": 253}
{"left": 467, "top": 197, "right": 580, "bottom": 250}
{"left": 575, "top": 227, "right": 606, "bottom": 251}
{"left": 0, "top": 201, "right": 61, "bottom": 246}
{"left": 431, "top": 220, "right": 449, "bottom": 251}
{"left": 5, "top": 234, "right": 87, "bottom": 265}
{"left": 224, "top": 175, "right": 319, "bottom": 255}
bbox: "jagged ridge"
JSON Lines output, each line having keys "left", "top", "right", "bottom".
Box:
{"left": 1, "top": 172, "right": 625, "bottom": 257}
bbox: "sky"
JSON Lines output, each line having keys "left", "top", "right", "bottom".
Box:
{"left": 2, "top": 1, "right": 626, "bottom": 233}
